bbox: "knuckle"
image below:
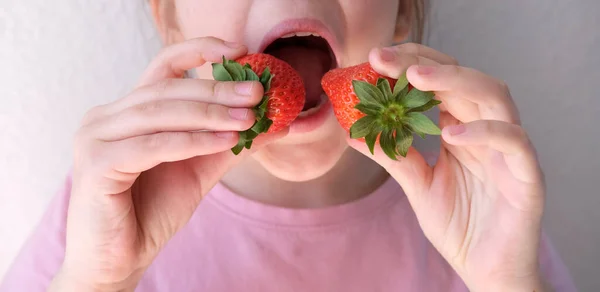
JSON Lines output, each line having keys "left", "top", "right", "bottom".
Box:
{"left": 199, "top": 36, "right": 219, "bottom": 44}
{"left": 482, "top": 120, "right": 495, "bottom": 134}
{"left": 194, "top": 102, "right": 212, "bottom": 119}
{"left": 73, "top": 140, "right": 106, "bottom": 175}
{"left": 73, "top": 127, "right": 91, "bottom": 147}
{"left": 447, "top": 56, "right": 459, "bottom": 66}
{"left": 155, "top": 45, "right": 180, "bottom": 62}
{"left": 81, "top": 105, "right": 105, "bottom": 126}
{"left": 398, "top": 43, "right": 421, "bottom": 55}
{"left": 391, "top": 53, "right": 419, "bottom": 72}
{"left": 211, "top": 81, "right": 227, "bottom": 98}
{"left": 153, "top": 78, "right": 175, "bottom": 99}
{"left": 143, "top": 133, "right": 168, "bottom": 150}
{"left": 497, "top": 80, "right": 512, "bottom": 98}
{"left": 134, "top": 100, "right": 164, "bottom": 116}
{"left": 513, "top": 125, "right": 530, "bottom": 145}
{"left": 152, "top": 48, "right": 172, "bottom": 65}
{"left": 203, "top": 103, "right": 225, "bottom": 121}
{"left": 448, "top": 64, "right": 462, "bottom": 75}
{"left": 482, "top": 96, "right": 504, "bottom": 113}
{"left": 72, "top": 134, "right": 90, "bottom": 162}
{"left": 157, "top": 46, "right": 170, "bottom": 57}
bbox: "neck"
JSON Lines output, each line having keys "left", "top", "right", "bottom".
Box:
{"left": 220, "top": 148, "right": 389, "bottom": 209}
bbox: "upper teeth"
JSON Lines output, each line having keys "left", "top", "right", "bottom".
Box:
{"left": 281, "top": 32, "right": 321, "bottom": 38}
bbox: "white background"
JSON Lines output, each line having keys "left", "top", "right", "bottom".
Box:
{"left": 1, "top": 0, "right": 599, "bottom": 290}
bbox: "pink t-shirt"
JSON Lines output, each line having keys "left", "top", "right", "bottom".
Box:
{"left": 1, "top": 175, "right": 576, "bottom": 291}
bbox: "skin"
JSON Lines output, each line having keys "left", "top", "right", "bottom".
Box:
{"left": 50, "top": 0, "right": 548, "bottom": 291}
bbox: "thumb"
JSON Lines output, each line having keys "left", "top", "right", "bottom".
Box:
{"left": 347, "top": 137, "right": 433, "bottom": 200}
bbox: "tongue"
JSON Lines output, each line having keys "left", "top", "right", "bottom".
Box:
{"left": 268, "top": 46, "right": 330, "bottom": 110}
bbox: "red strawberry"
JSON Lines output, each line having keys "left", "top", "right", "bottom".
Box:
{"left": 212, "top": 53, "right": 305, "bottom": 154}
{"left": 321, "top": 63, "right": 442, "bottom": 160}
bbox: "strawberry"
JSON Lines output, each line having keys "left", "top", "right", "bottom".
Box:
{"left": 212, "top": 53, "right": 305, "bottom": 154}
{"left": 321, "top": 63, "right": 442, "bottom": 160}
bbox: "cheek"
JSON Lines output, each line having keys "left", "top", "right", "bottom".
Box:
{"left": 176, "top": 0, "right": 252, "bottom": 79}
{"left": 338, "top": 0, "right": 399, "bottom": 64}
{"left": 175, "top": 0, "right": 250, "bottom": 42}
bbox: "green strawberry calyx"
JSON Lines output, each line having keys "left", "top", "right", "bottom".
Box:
{"left": 349, "top": 73, "right": 442, "bottom": 160}
{"left": 212, "top": 56, "right": 274, "bottom": 155}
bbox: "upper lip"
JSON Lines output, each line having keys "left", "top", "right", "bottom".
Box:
{"left": 258, "top": 18, "right": 340, "bottom": 66}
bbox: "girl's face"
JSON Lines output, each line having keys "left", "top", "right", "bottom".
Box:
{"left": 153, "top": 0, "right": 410, "bottom": 181}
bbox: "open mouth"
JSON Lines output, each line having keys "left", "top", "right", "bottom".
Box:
{"left": 262, "top": 32, "right": 337, "bottom": 112}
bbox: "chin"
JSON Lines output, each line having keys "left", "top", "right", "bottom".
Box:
{"left": 252, "top": 119, "right": 349, "bottom": 182}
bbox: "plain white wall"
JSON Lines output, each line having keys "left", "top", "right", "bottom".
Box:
{"left": 1, "top": 0, "right": 599, "bottom": 290}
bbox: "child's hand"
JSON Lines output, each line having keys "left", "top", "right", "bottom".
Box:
{"left": 349, "top": 44, "right": 546, "bottom": 291}
{"left": 50, "top": 37, "right": 286, "bottom": 291}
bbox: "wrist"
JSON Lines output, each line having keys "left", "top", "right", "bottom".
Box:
{"left": 49, "top": 265, "right": 138, "bottom": 292}
{"left": 475, "top": 274, "right": 547, "bottom": 292}
{"left": 49, "top": 269, "right": 101, "bottom": 292}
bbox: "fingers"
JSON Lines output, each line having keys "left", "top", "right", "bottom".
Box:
{"left": 86, "top": 79, "right": 264, "bottom": 123}
{"left": 388, "top": 43, "right": 459, "bottom": 65}
{"left": 442, "top": 120, "right": 541, "bottom": 183}
{"left": 407, "top": 65, "right": 520, "bottom": 124}
{"left": 368, "top": 43, "right": 458, "bottom": 79}
{"left": 84, "top": 131, "right": 238, "bottom": 185}
{"left": 347, "top": 137, "right": 432, "bottom": 198}
{"left": 75, "top": 131, "right": 239, "bottom": 194}
{"left": 368, "top": 43, "right": 520, "bottom": 125}
{"left": 138, "top": 37, "right": 247, "bottom": 86}
{"left": 123, "top": 79, "right": 262, "bottom": 113}
{"left": 88, "top": 100, "right": 256, "bottom": 141}
{"left": 369, "top": 48, "right": 439, "bottom": 78}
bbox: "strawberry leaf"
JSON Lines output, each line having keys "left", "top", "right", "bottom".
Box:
{"left": 365, "top": 132, "right": 378, "bottom": 155}
{"left": 243, "top": 130, "right": 259, "bottom": 140}
{"left": 223, "top": 60, "right": 245, "bottom": 81}
{"left": 405, "top": 112, "right": 441, "bottom": 135}
{"left": 376, "top": 78, "right": 393, "bottom": 103}
{"left": 353, "top": 80, "right": 385, "bottom": 105}
{"left": 255, "top": 96, "right": 269, "bottom": 118}
{"left": 245, "top": 68, "right": 259, "bottom": 81}
{"left": 400, "top": 89, "right": 435, "bottom": 109}
{"left": 354, "top": 102, "right": 382, "bottom": 116}
{"left": 260, "top": 67, "right": 272, "bottom": 92}
{"left": 380, "top": 128, "right": 398, "bottom": 160}
{"left": 232, "top": 143, "right": 245, "bottom": 155}
{"left": 250, "top": 117, "right": 273, "bottom": 134}
{"left": 409, "top": 99, "right": 442, "bottom": 113}
{"left": 211, "top": 63, "right": 233, "bottom": 81}
{"left": 395, "top": 128, "right": 413, "bottom": 157}
{"left": 393, "top": 73, "right": 409, "bottom": 95}
{"left": 350, "top": 115, "right": 377, "bottom": 139}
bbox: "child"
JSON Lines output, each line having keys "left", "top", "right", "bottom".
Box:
{"left": 0, "top": 0, "right": 576, "bottom": 291}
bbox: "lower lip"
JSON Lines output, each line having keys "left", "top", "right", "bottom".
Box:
{"left": 289, "top": 97, "right": 332, "bottom": 134}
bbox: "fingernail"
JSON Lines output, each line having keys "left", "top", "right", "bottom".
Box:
{"left": 215, "top": 131, "right": 235, "bottom": 138}
{"left": 224, "top": 41, "right": 243, "bottom": 48}
{"left": 379, "top": 47, "right": 396, "bottom": 62}
{"left": 447, "top": 124, "right": 466, "bottom": 136}
{"left": 235, "top": 82, "right": 254, "bottom": 96}
{"left": 229, "top": 108, "right": 249, "bottom": 120}
{"left": 416, "top": 65, "right": 436, "bottom": 75}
